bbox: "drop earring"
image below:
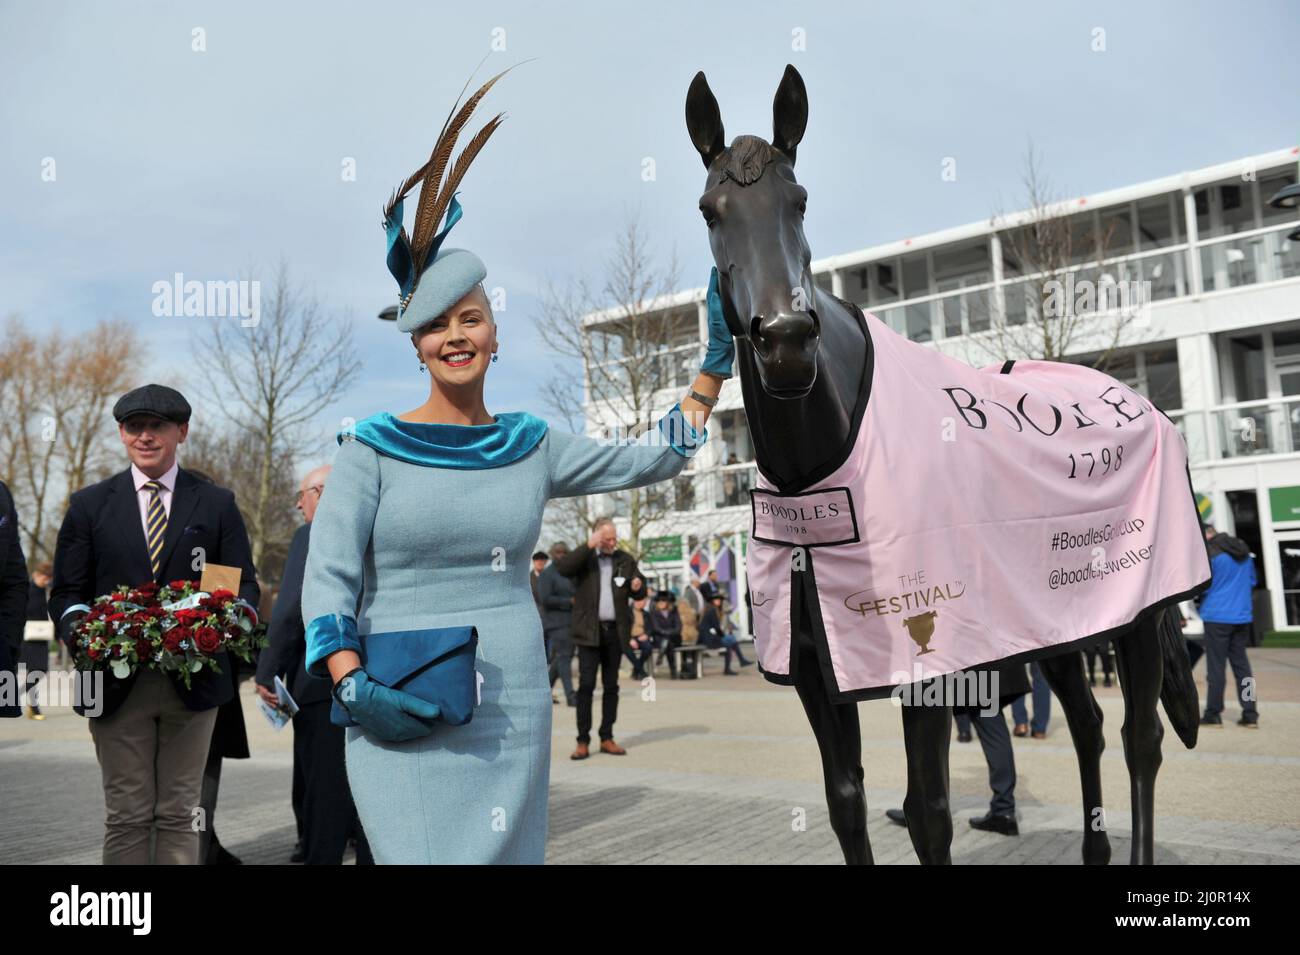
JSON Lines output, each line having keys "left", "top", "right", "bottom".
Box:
{"left": 492, "top": 353, "right": 499, "bottom": 362}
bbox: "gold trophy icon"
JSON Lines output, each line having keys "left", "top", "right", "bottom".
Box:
{"left": 902, "top": 611, "right": 938, "bottom": 655}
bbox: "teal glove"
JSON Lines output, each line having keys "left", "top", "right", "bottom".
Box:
{"left": 700, "top": 267, "right": 735, "bottom": 379}
{"left": 333, "top": 668, "right": 442, "bottom": 742}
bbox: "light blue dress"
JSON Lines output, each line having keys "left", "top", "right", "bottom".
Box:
{"left": 301, "top": 406, "right": 705, "bottom": 863}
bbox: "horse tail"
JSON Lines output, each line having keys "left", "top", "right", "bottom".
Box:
{"left": 1157, "top": 606, "right": 1199, "bottom": 749}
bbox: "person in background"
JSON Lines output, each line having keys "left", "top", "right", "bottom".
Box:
{"left": 626, "top": 594, "right": 653, "bottom": 680}
{"left": 0, "top": 479, "right": 28, "bottom": 720}
{"left": 555, "top": 517, "right": 647, "bottom": 759}
{"left": 256, "top": 466, "right": 372, "bottom": 864}
{"left": 888, "top": 662, "right": 1029, "bottom": 837}
{"left": 1084, "top": 639, "right": 1114, "bottom": 688}
{"left": 647, "top": 590, "right": 683, "bottom": 678}
{"left": 1199, "top": 524, "right": 1260, "bottom": 728}
{"left": 530, "top": 550, "right": 548, "bottom": 613}
{"left": 22, "top": 562, "right": 53, "bottom": 719}
{"left": 699, "top": 569, "right": 721, "bottom": 603}
{"left": 1010, "top": 662, "right": 1052, "bottom": 739}
{"left": 701, "top": 593, "right": 751, "bottom": 675}
{"left": 537, "top": 541, "right": 577, "bottom": 706}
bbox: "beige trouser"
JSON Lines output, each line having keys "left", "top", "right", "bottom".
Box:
{"left": 88, "top": 669, "right": 218, "bottom": 864}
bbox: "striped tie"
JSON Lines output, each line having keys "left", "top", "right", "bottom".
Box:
{"left": 144, "top": 480, "right": 167, "bottom": 577}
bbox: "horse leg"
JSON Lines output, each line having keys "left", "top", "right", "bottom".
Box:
{"left": 900, "top": 692, "right": 953, "bottom": 865}
{"left": 1038, "top": 650, "right": 1111, "bottom": 865}
{"left": 1111, "top": 615, "right": 1165, "bottom": 865}
{"left": 791, "top": 622, "right": 871, "bottom": 864}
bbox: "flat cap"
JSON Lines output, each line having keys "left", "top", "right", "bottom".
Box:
{"left": 113, "top": 384, "right": 192, "bottom": 424}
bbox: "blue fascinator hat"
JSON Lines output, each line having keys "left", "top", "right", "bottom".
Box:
{"left": 383, "top": 65, "right": 516, "bottom": 334}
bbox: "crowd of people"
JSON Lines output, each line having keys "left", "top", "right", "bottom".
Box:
{"left": 528, "top": 526, "right": 752, "bottom": 761}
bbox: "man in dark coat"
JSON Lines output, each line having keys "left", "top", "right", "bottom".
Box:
{"left": 886, "top": 661, "right": 1028, "bottom": 836}
{"left": 48, "top": 384, "right": 260, "bottom": 864}
{"left": 0, "top": 480, "right": 28, "bottom": 719}
{"left": 536, "top": 541, "right": 577, "bottom": 706}
{"left": 554, "top": 517, "right": 646, "bottom": 759}
{"left": 255, "top": 465, "right": 371, "bottom": 864}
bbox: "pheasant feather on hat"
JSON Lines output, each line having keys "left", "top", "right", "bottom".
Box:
{"left": 384, "top": 64, "right": 515, "bottom": 333}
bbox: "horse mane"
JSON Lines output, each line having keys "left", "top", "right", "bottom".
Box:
{"left": 717, "top": 135, "right": 776, "bottom": 185}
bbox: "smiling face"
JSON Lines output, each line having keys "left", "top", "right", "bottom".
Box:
{"left": 687, "top": 66, "right": 819, "bottom": 398}
{"left": 411, "top": 285, "right": 498, "bottom": 387}
{"left": 119, "top": 415, "right": 187, "bottom": 477}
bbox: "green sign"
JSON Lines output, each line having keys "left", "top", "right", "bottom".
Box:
{"left": 1195, "top": 493, "right": 1213, "bottom": 525}
{"left": 1269, "top": 486, "right": 1300, "bottom": 523}
{"left": 641, "top": 535, "right": 683, "bottom": 564}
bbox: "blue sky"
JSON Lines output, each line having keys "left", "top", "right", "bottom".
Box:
{"left": 3, "top": 0, "right": 1297, "bottom": 472}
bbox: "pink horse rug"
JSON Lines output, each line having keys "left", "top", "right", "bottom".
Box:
{"left": 745, "top": 309, "right": 1211, "bottom": 701}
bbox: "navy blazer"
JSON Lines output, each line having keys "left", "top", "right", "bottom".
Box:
{"left": 254, "top": 522, "right": 327, "bottom": 706}
{"left": 49, "top": 466, "right": 260, "bottom": 718}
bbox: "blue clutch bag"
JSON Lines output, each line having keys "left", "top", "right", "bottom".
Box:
{"left": 329, "top": 625, "right": 479, "bottom": 728}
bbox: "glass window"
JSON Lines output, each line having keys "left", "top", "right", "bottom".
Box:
{"left": 904, "top": 302, "right": 932, "bottom": 342}
{"left": 933, "top": 240, "right": 991, "bottom": 285}
{"left": 967, "top": 288, "right": 992, "bottom": 333}
{"left": 1273, "top": 328, "right": 1300, "bottom": 362}
{"left": 1229, "top": 334, "right": 1266, "bottom": 401}
{"left": 1099, "top": 205, "right": 1135, "bottom": 258}
{"left": 1135, "top": 194, "right": 1179, "bottom": 250}
{"left": 1067, "top": 212, "right": 1100, "bottom": 265}
{"left": 1217, "top": 182, "right": 1256, "bottom": 236}
{"left": 870, "top": 261, "right": 900, "bottom": 306}
{"left": 1275, "top": 540, "right": 1300, "bottom": 626}
{"left": 1198, "top": 181, "right": 1259, "bottom": 239}
{"left": 1145, "top": 347, "right": 1183, "bottom": 411}
{"left": 901, "top": 253, "right": 930, "bottom": 300}
{"left": 1003, "top": 281, "right": 1028, "bottom": 325}
{"left": 1261, "top": 169, "right": 1300, "bottom": 227}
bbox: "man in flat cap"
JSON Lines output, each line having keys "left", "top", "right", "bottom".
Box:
{"left": 49, "top": 383, "right": 260, "bottom": 864}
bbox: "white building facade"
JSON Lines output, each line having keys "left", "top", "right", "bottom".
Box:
{"left": 581, "top": 147, "right": 1300, "bottom": 634}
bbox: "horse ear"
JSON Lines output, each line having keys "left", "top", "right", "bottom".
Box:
{"left": 685, "top": 71, "right": 726, "bottom": 170}
{"left": 772, "top": 64, "right": 808, "bottom": 164}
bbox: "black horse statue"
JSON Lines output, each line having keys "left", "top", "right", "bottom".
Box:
{"left": 684, "top": 64, "right": 1204, "bottom": 865}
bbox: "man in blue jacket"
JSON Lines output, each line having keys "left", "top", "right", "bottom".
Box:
{"left": 1198, "top": 525, "right": 1260, "bottom": 728}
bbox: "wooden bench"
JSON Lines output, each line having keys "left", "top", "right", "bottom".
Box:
{"left": 670, "top": 644, "right": 707, "bottom": 679}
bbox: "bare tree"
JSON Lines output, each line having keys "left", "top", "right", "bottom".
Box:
{"left": 198, "top": 261, "right": 361, "bottom": 569}
{"left": 183, "top": 427, "right": 299, "bottom": 584}
{"left": 972, "top": 143, "right": 1147, "bottom": 368}
{"left": 534, "top": 214, "right": 694, "bottom": 556}
{"left": 0, "top": 316, "right": 140, "bottom": 564}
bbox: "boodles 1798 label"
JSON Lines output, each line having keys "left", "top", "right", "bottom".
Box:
{"left": 749, "top": 486, "right": 860, "bottom": 547}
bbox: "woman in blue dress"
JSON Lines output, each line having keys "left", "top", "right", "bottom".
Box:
{"left": 300, "top": 74, "right": 736, "bottom": 863}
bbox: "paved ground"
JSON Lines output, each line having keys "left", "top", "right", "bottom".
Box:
{"left": 3, "top": 647, "right": 1298, "bottom": 864}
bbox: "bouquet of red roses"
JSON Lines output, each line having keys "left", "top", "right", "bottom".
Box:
{"left": 72, "top": 579, "right": 266, "bottom": 689}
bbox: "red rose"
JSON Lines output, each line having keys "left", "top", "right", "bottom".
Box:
{"left": 168, "top": 579, "right": 191, "bottom": 591}
{"left": 111, "top": 591, "right": 129, "bottom": 602}
{"left": 209, "top": 588, "right": 235, "bottom": 602}
{"left": 163, "top": 627, "right": 187, "bottom": 652}
{"left": 194, "top": 627, "right": 222, "bottom": 654}
{"left": 173, "top": 608, "right": 204, "bottom": 625}
{"left": 88, "top": 645, "right": 103, "bottom": 661}
{"left": 134, "top": 639, "right": 153, "bottom": 659}
{"left": 136, "top": 582, "right": 159, "bottom": 597}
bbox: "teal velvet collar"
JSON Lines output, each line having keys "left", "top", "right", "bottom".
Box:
{"left": 341, "top": 411, "right": 549, "bottom": 469}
